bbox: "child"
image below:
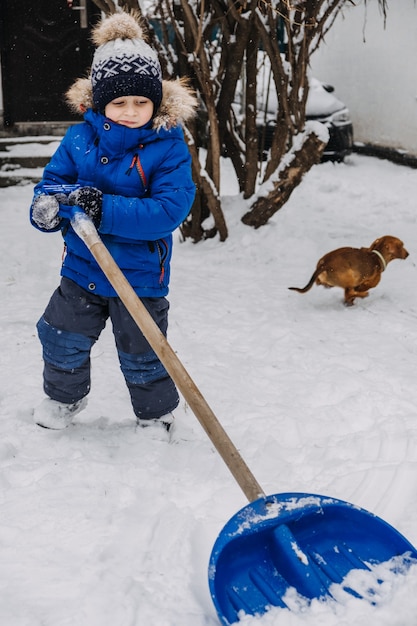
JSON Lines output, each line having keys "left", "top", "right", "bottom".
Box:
{"left": 30, "top": 12, "right": 197, "bottom": 435}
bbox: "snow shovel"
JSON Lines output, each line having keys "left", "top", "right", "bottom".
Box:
{"left": 63, "top": 207, "right": 417, "bottom": 625}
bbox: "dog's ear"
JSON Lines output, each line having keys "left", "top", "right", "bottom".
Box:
{"left": 370, "top": 238, "right": 381, "bottom": 250}
{"left": 391, "top": 238, "right": 406, "bottom": 255}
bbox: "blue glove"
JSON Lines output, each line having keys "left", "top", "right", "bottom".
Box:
{"left": 68, "top": 187, "right": 103, "bottom": 226}
{"left": 32, "top": 194, "right": 61, "bottom": 230}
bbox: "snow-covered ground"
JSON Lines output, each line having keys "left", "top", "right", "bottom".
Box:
{"left": 1, "top": 146, "right": 417, "bottom": 625}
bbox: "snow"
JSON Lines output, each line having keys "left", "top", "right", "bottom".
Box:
{"left": 0, "top": 140, "right": 61, "bottom": 157}
{"left": 305, "top": 78, "right": 345, "bottom": 118}
{"left": 1, "top": 146, "right": 417, "bottom": 625}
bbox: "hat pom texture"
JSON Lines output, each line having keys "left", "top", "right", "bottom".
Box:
{"left": 91, "top": 12, "right": 144, "bottom": 47}
{"left": 90, "top": 13, "right": 162, "bottom": 112}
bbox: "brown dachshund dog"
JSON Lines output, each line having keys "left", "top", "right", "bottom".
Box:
{"left": 289, "top": 235, "right": 409, "bottom": 306}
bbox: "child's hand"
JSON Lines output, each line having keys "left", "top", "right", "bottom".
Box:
{"left": 68, "top": 187, "right": 103, "bottom": 227}
{"left": 32, "top": 194, "right": 61, "bottom": 230}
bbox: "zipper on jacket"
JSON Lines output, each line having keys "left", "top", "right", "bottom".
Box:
{"left": 125, "top": 152, "right": 147, "bottom": 191}
{"left": 148, "top": 239, "right": 169, "bottom": 284}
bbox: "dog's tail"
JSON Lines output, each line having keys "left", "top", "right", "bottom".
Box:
{"left": 288, "top": 269, "right": 320, "bottom": 294}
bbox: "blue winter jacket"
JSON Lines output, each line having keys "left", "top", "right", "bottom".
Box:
{"left": 30, "top": 107, "right": 195, "bottom": 298}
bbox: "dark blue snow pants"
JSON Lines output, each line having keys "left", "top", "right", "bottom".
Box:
{"left": 37, "top": 277, "right": 179, "bottom": 419}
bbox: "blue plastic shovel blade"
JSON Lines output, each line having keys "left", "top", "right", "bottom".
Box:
{"left": 208, "top": 492, "right": 417, "bottom": 625}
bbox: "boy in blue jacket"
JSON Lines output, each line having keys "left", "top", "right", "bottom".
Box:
{"left": 30, "top": 12, "right": 197, "bottom": 435}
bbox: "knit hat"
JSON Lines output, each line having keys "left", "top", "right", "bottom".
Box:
{"left": 90, "top": 13, "right": 162, "bottom": 113}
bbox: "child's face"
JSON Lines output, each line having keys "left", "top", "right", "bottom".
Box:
{"left": 104, "top": 95, "right": 154, "bottom": 128}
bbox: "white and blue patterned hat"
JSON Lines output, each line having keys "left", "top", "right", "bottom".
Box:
{"left": 91, "top": 12, "right": 162, "bottom": 113}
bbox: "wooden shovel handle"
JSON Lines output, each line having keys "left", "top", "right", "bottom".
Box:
{"left": 73, "top": 214, "right": 265, "bottom": 503}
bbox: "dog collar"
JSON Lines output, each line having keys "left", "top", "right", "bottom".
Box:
{"left": 372, "top": 249, "right": 387, "bottom": 271}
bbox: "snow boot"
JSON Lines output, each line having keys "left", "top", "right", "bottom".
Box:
{"left": 34, "top": 397, "right": 87, "bottom": 430}
{"left": 137, "top": 413, "right": 174, "bottom": 442}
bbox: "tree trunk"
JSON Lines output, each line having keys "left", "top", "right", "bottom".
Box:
{"left": 182, "top": 130, "right": 228, "bottom": 242}
{"left": 241, "top": 130, "right": 327, "bottom": 229}
{"left": 243, "top": 32, "right": 260, "bottom": 198}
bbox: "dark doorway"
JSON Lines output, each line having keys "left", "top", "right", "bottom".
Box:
{"left": 0, "top": 0, "right": 101, "bottom": 126}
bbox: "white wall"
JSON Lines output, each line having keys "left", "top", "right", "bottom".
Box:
{"left": 309, "top": 0, "right": 417, "bottom": 156}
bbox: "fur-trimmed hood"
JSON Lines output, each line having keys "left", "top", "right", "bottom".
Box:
{"left": 66, "top": 76, "right": 198, "bottom": 131}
